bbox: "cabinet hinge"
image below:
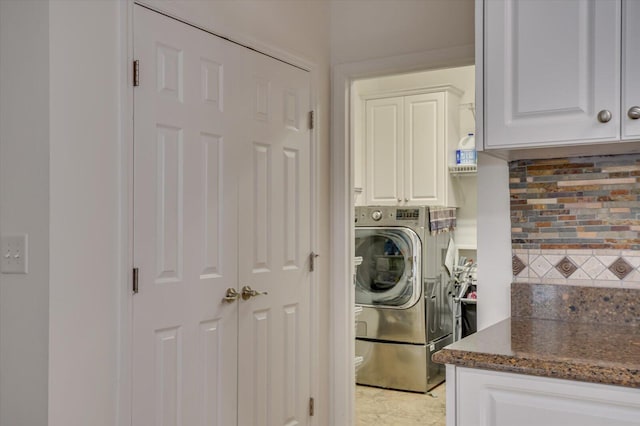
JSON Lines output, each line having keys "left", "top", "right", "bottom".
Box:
{"left": 308, "top": 110, "right": 314, "bottom": 130}
{"left": 309, "top": 397, "right": 315, "bottom": 416}
{"left": 132, "top": 267, "right": 139, "bottom": 294}
{"left": 309, "top": 252, "right": 319, "bottom": 272}
{"left": 133, "top": 60, "right": 140, "bottom": 87}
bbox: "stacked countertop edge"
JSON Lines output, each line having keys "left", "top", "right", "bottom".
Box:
{"left": 432, "top": 282, "right": 640, "bottom": 389}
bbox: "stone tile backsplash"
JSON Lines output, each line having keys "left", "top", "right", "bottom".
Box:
{"left": 509, "top": 154, "right": 640, "bottom": 287}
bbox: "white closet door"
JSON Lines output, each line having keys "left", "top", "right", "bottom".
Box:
{"left": 485, "top": 0, "right": 620, "bottom": 148}
{"left": 132, "top": 6, "right": 240, "bottom": 426}
{"left": 236, "top": 47, "right": 312, "bottom": 426}
{"left": 365, "top": 97, "right": 404, "bottom": 206}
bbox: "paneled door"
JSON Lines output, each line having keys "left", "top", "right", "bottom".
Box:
{"left": 364, "top": 97, "right": 404, "bottom": 206}
{"left": 237, "top": 46, "right": 312, "bottom": 426}
{"left": 403, "top": 92, "right": 444, "bottom": 206}
{"left": 484, "top": 0, "right": 620, "bottom": 148}
{"left": 132, "top": 5, "right": 313, "bottom": 426}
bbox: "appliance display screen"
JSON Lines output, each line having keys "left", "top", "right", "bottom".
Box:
{"left": 396, "top": 208, "right": 419, "bottom": 220}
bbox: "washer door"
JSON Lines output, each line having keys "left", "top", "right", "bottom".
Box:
{"left": 354, "top": 227, "right": 421, "bottom": 309}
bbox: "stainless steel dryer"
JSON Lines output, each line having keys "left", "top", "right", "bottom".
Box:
{"left": 354, "top": 206, "right": 453, "bottom": 392}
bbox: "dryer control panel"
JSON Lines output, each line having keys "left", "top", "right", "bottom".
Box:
{"left": 355, "top": 206, "right": 426, "bottom": 228}
{"left": 396, "top": 208, "right": 420, "bottom": 220}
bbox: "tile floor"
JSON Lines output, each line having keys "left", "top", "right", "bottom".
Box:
{"left": 356, "top": 384, "right": 446, "bottom": 426}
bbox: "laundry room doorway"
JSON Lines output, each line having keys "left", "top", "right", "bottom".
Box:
{"left": 330, "top": 54, "right": 478, "bottom": 425}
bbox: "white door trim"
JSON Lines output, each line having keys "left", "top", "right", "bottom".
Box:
{"left": 117, "top": 1, "right": 135, "bottom": 425}
{"left": 117, "top": 2, "right": 321, "bottom": 424}
{"left": 329, "top": 44, "right": 474, "bottom": 425}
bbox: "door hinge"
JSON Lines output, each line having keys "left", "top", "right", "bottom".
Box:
{"left": 132, "top": 267, "right": 139, "bottom": 294}
{"left": 309, "top": 252, "right": 319, "bottom": 272}
{"left": 133, "top": 60, "right": 140, "bottom": 87}
{"left": 308, "top": 110, "right": 314, "bottom": 130}
{"left": 308, "top": 397, "right": 315, "bottom": 416}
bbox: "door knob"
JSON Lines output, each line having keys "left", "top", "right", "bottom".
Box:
{"left": 628, "top": 106, "right": 640, "bottom": 120}
{"left": 597, "top": 109, "right": 612, "bottom": 123}
{"left": 222, "top": 287, "right": 239, "bottom": 303}
{"left": 241, "top": 285, "right": 268, "bottom": 300}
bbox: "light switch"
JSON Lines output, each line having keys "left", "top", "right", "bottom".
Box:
{"left": 1, "top": 234, "right": 28, "bottom": 274}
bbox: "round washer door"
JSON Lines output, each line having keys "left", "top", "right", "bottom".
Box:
{"left": 354, "top": 227, "right": 421, "bottom": 309}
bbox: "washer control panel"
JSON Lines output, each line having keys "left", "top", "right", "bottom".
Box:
{"left": 355, "top": 206, "right": 425, "bottom": 227}
{"left": 396, "top": 208, "right": 420, "bottom": 220}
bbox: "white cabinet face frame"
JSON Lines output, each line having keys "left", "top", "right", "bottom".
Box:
{"left": 622, "top": 0, "right": 640, "bottom": 140}
{"left": 484, "top": 0, "right": 621, "bottom": 148}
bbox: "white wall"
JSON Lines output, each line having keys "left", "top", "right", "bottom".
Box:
{"left": 48, "top": 2, "right": 121, "bottom": 425}
{"left": 476, "top": 153, "right": 512, "bottom": 329}
{"left": 331, "top": 0, "right": 474, "bottom": 65}
{"left": 0, "top": 1, "right": 50, "bottom": 425}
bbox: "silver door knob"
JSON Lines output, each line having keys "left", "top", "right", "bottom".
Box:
{"left": 628, "top": 106, "right": 640, "bottom": 120}
{"left": 597, "top": 109, "right": 612, "bottom": 123}
{"left": 223, "top": 288, "right": 239, "bottom": 303}
{"left": 241, "top": 285, "right": 268, "bottom": 300}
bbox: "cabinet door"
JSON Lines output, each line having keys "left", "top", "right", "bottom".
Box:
{"left": 365, "top": 97, "right": 404, "bottom": 206}
{"left": 404, "top": 93, "right": 445, "bottom": 206}
{"left": 456, "top": 368, "right": 640, "bottom": 426}
{"left": 622, "top": 0, "right": 640, "bottom": 140}
{"left": 485, "top": 0, "right": 621, "bottom": 148}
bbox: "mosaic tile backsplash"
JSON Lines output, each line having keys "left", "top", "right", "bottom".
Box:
{"left": 509, "top": 154, "right": 640, "bottom": 287}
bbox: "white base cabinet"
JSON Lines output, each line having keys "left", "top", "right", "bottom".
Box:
{"left": 447, "top": 366, "right": 640, "bottom": 426}
{"left": 360, "top": 85, "right": 462, "bottom": 207}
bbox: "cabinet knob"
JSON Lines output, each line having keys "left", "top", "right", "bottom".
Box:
{"left": 404, "top": 198, "right": 408, "bottom": 202}
{"left": 628, "top": 106, "right": 640, "bottom": 120}
{"left": 597, "top": 110, "right": 612, "bottom": 123}
{"left": 397, "top": 198, "right": 401, "bottom": 202}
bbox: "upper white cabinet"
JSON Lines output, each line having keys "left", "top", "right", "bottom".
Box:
{"left": 362, "top": 86, "right": 461, "bottom": 207}
{"left": 482, "top": 0, "right": 640, "bottom": 149}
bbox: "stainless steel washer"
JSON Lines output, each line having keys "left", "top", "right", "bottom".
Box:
{"left": 354, "top": 206, "right": 453, "bottom": 392}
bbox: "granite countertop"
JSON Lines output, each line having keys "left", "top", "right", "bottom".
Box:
{"left": 433, "top": 283, "right": 640, "bottom": 388}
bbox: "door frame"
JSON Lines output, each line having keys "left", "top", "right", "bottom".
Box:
{"left": 329, "top": 45, "right": 474, "bottom": 425}
{"left": 117, "top": 2, "right": 321, "bottom": 424}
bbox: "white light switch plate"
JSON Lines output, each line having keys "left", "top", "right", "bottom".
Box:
{"left": 1, "top": 234, "right": 28, "bottom": 274}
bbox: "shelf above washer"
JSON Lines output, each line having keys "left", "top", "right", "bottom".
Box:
{"left": 449, "top": 164, "right": 477, "bottom": 176}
